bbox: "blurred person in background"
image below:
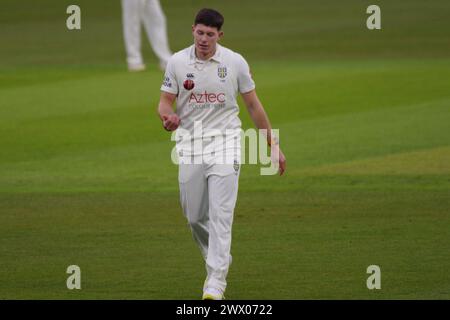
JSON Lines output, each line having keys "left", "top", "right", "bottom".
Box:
{"left": 121, "top": 0, "right": 173, "bottom": 72}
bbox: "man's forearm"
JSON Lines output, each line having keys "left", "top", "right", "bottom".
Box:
{"left": 247, "top": 102, "right": 278, "bottom": 146}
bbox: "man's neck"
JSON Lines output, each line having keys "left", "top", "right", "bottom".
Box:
{"left": 195, "top": 46, "right": 217, "bottom": 61}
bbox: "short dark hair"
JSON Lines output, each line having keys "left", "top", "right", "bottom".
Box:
{"left": 194, "top": 8, "right": 224, "bottom": 30}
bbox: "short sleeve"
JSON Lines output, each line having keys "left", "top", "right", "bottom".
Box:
{"left": 236, "top": 54, "right": 255, "bottom": 94}
{"left": 160, "top": 57, "right": 178, "bottom": 94}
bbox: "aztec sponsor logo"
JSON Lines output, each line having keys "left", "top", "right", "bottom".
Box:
{"left": 189, "top": 90, "right": 226, "bottom": 109}
{"left": 162, "top": 76, "right": 172, "bottom": 88}
{"left": 189, "top": 91, "right": 225, "bottom": 103}
{"left": 188, "top": 91, "right": 226, "bottom": 109}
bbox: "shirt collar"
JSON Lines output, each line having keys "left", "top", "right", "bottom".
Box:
{"left": 188, "top": 44, "right": 222, "bottom": 65}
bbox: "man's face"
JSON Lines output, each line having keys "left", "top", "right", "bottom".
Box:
{"left": 192, "top": 24, "right": 223, "bottom": 57}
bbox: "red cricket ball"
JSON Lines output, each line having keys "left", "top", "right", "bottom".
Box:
{"left": 183, "top": 79, "right": 195, "bottom": 90}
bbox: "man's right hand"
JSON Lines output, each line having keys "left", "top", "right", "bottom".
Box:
{"left": 161, "top": 114, "right": 180, "bottom": 131}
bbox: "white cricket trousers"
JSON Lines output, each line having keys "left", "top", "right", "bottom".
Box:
{"left": 178, "top": 162, "right": 240, "bottom": 293}
{"left": 121, "top": 0, "right": 172, "bottom": 67}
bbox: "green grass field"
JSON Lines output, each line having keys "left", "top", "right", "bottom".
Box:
{"left": 1, "top": 0, "right": 449, "bottom": 299}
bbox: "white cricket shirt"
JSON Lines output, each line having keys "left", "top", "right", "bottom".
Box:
{"left": 161, "top": 44, "right": 255, "bottom": 158}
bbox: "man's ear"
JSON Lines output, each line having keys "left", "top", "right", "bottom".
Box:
{"left": 218, "top": 31, "right": 224, "bottom": 40}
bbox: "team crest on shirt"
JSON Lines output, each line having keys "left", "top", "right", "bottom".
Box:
{"left": 217, "top": 66, "right": 227, "bottom": 80}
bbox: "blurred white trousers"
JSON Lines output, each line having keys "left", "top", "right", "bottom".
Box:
{"left": 178, "top": 161, "right": 240, "bottom": 293}
{"left": 121, "top": 0, "right": 172, "bottom": 68}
